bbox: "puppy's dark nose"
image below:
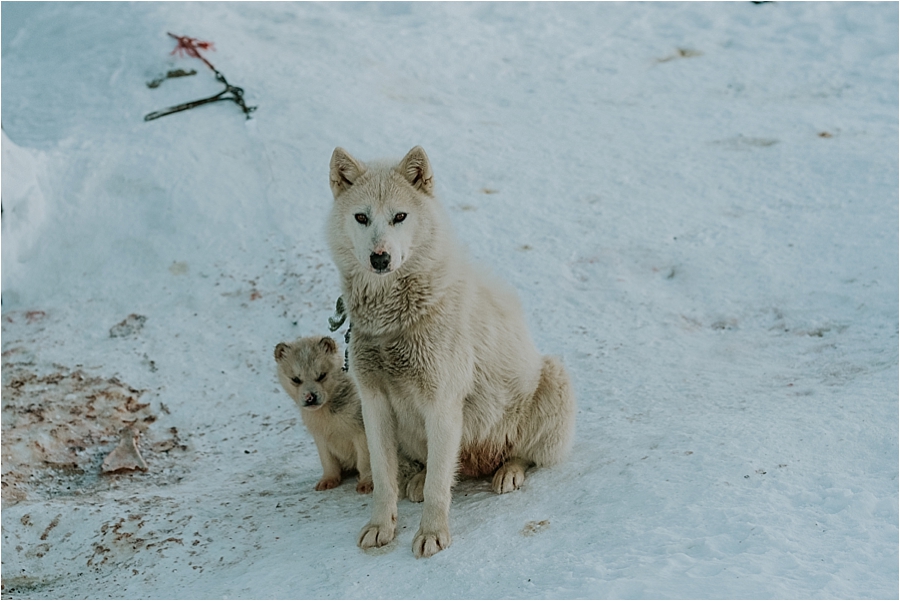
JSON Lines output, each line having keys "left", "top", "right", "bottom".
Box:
{"left": 304, "top": 392, "right": 319, "bottom": 406}
{"left": 370, "top": 252, "right": 391, "bottom": 272}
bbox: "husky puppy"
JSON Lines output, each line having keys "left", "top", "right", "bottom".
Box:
{"left": 275, "top": 336, "right": 373, "bottom": 494}
{"left": 326, "top": 146, "right": 576, "bottom": 558}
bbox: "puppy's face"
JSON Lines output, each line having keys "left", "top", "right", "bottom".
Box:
{"left": 274, "top": 336, "right": 342, "bottom": 411}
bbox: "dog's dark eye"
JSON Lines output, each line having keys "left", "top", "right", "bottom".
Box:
{"left": 315, "top": 372, "right": 327, "bottom": 382}
{"left": 354, "top": 213, "right": 368, "bottom": 225}
{"left": 291, "top": 376, "right": 302, "bottom": 385}
{"left": 393, "top": 212, "right": 407, "bottom": 224}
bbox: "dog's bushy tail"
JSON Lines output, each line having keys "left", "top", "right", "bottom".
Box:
{"left": 515, "top": 356, "right": 577, "bottom": 467}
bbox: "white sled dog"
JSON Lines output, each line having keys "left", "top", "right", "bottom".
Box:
{"left": 327, "top": 146, "right": 576, "bottom": 558}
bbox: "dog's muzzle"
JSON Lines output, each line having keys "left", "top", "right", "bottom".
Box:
{"left": 370, "top": 251, "right": 391, "bottom": 273}
{"left": 303, "top": 392, "right": 320, "bottom": 407}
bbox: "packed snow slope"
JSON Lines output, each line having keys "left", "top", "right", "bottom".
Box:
{"left": 2, "top": 2, "right": 897, "bottom": 599}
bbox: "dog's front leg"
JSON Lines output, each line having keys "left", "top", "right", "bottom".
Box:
{"left": 358, "top": 388, "right": 399, "bottom": 549}
{"left": 412, "top": 400, "right": 462, "bottom": 558}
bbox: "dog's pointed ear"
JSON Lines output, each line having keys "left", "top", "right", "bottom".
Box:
{"left": 319, "top": 336, "right": 338, "bottom": 354}
{"left": 330, "top": 147, "right": 366, "bottom": 198}
{"left": 397, "top": 146, "right": 434, "bottom": 195}
{"left": 274, "top": 342, "right": 291, "bottom": 362}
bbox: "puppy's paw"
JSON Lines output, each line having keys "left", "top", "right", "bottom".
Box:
{"left": 356, "top": 479, "right": 374, "bottom": 494}
{"left": 492, "top": 461, "right": 526, "bottom": 494}
{"left": 412, "top": 527, "right": 451, "bottom": 559}
{"left": 406, "top": 470, "right": 426, "bottom": 503}
{"left": 358, "top": 522, "right": 395, "bottom": 550}
{"left": 315, "top": 477, "right": 341, "bottom": 491}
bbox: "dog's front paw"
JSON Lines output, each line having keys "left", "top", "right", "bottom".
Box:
{"left": 356, "top": 479, "right": 374, "bottom": 494}
{"left": 406, "top": 470, "right": 426, "bottom": 503}
{"left": 315, "top": 477, "right": 341, "bottom": 491}
{"left": 492, "top": 460, "right": 526, "bottom": 494}
{"left": 358, "top": 522, "right": 395, "bottom": 549}
{"left": 412, "top": 527, "right": 451, "bottom": 559}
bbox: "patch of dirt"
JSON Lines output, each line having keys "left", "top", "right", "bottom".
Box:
{"left": 109, "top": 314, "right": 147, "bottom": 338}
{"left": 658, "top": 47, "right": 703, "bottom": 63}
{"left": 711, "top": 135, "right": 780, "bottom": 150}
{"left": 87, "top": 512, "right": 192, "bottom": 569}
{"left": 521, "top": 519, "right": 550, "bottom": 537}
{"left": 1, "top": 364, "right": 186, "bottom": 504}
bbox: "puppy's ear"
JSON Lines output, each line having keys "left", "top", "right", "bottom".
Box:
{"left": 397, "top": 146, "right": 434, "bottom": 195}
{"left": 319, "top": 336, "right": 338, "bottom": 354}
{"left": 274, "top": 342, "right": 290, "bottom": 362}
{"left": 330, "top": 147, "right": 366, "bottom": 197}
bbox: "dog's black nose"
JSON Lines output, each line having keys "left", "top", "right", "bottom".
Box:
{"left": 370, "top": 252, "right": 391, "bottom": 272}
{"left": 304, "top": 391, "right": 319, "bottom": 406}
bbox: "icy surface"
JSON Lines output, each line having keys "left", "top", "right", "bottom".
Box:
{"left": 1, "top": 2, "right": 897, "bottom": 598}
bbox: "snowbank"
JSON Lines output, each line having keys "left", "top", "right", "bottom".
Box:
{"left": 1, "top": 130, "right": 48, "bottom": 305}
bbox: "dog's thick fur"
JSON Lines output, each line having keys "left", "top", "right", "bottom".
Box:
{"left": 327, "top": 146, "right": 576, "bottom": 558}
{"left": 275, "top": 336, "right": 374, "bottom": 494}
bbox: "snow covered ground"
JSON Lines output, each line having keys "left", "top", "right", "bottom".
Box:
{"left": 1, "top": 2, "right": 897, "bottom": 598}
